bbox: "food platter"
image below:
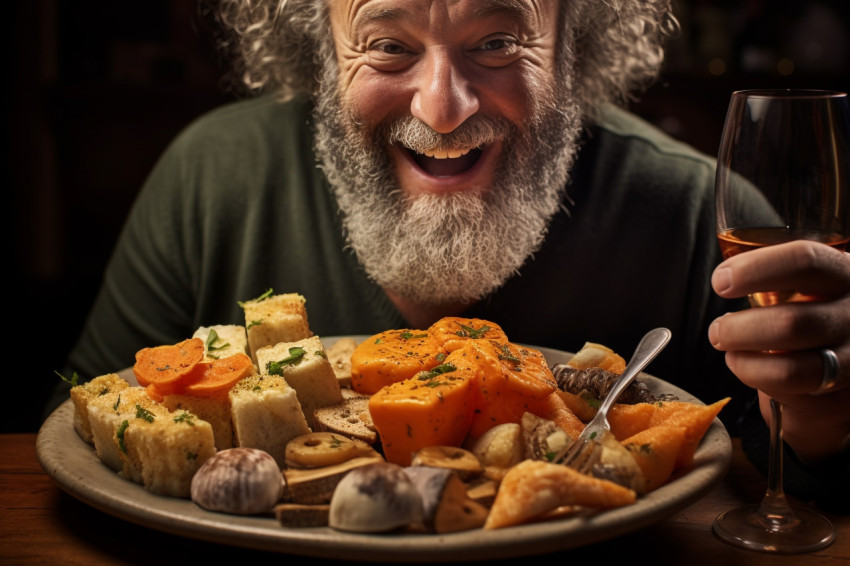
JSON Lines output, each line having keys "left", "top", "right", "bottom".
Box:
{"left": 36, "top": 337, "right": 732, "bottom": 562}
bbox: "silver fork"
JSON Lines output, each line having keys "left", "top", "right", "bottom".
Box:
{"left": 554, "top": 327, "right": 672, "bottom": 473}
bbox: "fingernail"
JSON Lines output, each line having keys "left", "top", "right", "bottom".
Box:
{"left": 708, "top": 318, "right": 721, "bottom": 347}
{"left": 712, "top": 267, "right": 732, "bottom": 294}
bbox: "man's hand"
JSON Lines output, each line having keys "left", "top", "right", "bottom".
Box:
{"left": 709, "top": 240, "right": 850, "bottom": 463}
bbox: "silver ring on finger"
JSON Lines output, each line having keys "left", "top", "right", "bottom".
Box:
{"left": 811, "top": 348, "right": 840, "bottom": 396}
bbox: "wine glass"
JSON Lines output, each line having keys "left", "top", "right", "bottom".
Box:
{"left": 713, "top": 89, "right": 850, "bottom": 553}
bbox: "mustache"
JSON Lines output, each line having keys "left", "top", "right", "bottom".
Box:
{"left": 386, "top": 115, "right": 512, "bottom": 154}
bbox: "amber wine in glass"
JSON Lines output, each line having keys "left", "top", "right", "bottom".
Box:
{"left": 713, "top": 90, "right": 850, "bottom": 553}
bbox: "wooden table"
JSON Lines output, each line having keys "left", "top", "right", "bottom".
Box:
{"left": 1, "top": 433, "right": 847, "bottom": 565}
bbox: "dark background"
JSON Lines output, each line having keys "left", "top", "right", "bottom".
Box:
{"left": 8, "top": 0, "right": 849, "bottom": 433}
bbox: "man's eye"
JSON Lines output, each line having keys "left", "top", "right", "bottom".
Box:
{"left": 477, "top": 37, "right": 518, "bottom": 52}
{"left": 371, "top": 41, "right": 408, "bottom": 56}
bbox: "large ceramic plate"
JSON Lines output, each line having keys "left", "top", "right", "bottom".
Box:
{"left": 37, "top": 337, "right": 732, "bottom": 562}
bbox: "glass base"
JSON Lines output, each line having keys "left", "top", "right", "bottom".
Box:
{"left": 713, "top": 504, "right": 836, "bottom": 553}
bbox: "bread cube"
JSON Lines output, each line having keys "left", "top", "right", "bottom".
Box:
{"left": 86, "top": 386, "right": 169, "bottom": 473}
{"left": 123, "top": 409, "right": 216, "bottom": 497}
{"left": 161, "top": 393, "right": 234, "bottom": 450}
{"left": 70, "top": 373, "right": 129, "bottom": 444}
{"left": 192, "top": 324, "right": 249, "bottom": 361}
{"left": 240, "top": 292, "right": 312, "bottom": 362}
{"left": 255, "top": 336, "right": 343, "bottom": 428}
{"left": 229, "top": 373, "right": 310, "bottom": 468}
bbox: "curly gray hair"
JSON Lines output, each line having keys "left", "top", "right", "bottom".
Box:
{"left": 211, "top": 0, "right": 676, "bottom": 114}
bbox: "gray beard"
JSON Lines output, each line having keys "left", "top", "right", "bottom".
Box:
{"left": 313, "top": 71, "right": 583, "bottom": 306}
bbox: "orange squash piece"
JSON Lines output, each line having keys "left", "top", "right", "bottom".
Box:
{"left": 647, "top": 398, "right": 730, "bottom": 468}
{"left": 554, "top": 389, "right": 599, "bottom": 423}
{"left": 368, "top": 350, "right": 478, "bottom": 466}
{"left": 350, "top": 329, "right": 445, "bottom": 395}
{"left": 427, "top": 317, "right": 509, "bottom": 353}
{"left": 133, "top": 338, "right": 205, "bottom": 395}
{"left": 607, "top": 402, "right": 658, "bottom": 440}
{"left": 622, "top": 425, "right": 688, "bottom": 492}
{"left": 466, "top": 340, "right": 565, "bottom": 439}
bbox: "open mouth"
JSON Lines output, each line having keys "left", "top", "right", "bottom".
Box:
{"left": 408, "top": 146, "right": 484, "bottom": 177}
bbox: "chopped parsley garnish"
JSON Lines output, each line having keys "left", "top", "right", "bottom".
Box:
{"left": 496, "top": 343, "right": 521, "bottom": 365}
{"left": 417, "top": 363, "right": 457, "bottom": 381}
{"left": 330, "top": 436, "right": 342, "bottom": 448}
{"left": 400, "top": 331, "right": 428, "bottom": 340}
{"left": 113, "top": 395, "right": 121, "bottom": 411}
{"left": 267, "top": 346, "right": 307, "bottom": 375}
{"left": 246, "top": 319, "right": 263, "bottom": 330}
{"left": 238, "top": 288, "right": 273, "bottom": 307}
{"left": 205, "top": 329, "right": 230, "bottom": 352}
{"left": 436, "top": 352, "right": 447, "bottom": 362}
{"left": 174, "top": 412, "right": 195, "bottom": 426}
{"left": 135, "top": 405, "right": 155, "bottom": 423}
{"left": 116, "top": 420, "right": 129, "bottom": 453}
{"left": 455, "top": 323, "right": 490, "bottom": 339}
{"left": 55, "top": 370, "right": 80, "bottom": 387}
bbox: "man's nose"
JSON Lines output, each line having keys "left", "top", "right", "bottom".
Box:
{"left": 411, "top": 48, "right": 479, "bottom": 134}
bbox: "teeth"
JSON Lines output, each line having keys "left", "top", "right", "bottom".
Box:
{"left": 420, "top": 147, "right": 472, "bottom": 159}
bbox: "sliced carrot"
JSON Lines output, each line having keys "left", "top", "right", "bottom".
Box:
{"left": 427, "top": 317, "right": 509, "bottom": 353}
{"left": 133, "top": 338, "right": 205, "bottom": 392}
{"left": 180, "top": 353, "right": 255, "bottom": 397}
{"left": 350, "top": 329, "right": 445, "bottom": 395}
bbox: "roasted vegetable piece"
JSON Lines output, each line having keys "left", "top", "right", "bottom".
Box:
{"left": 410, "top": 446, "right": 482, "bottom": 481}
{"left": 427, "top": 317, "right": 509, "bottom": 352}
{"left": 648, "top": 397, "right": 730, "bottom": 468}
{"left": 190, "top": 448, "right": 282, "bottom": 515}
{"left": 623, "top": 425, "right": 688, "bottom": 492}
{"left": 133, "top": 338, "right": 205, "bottom": 395}
{"left": 350, "top": 329, "right": 445, "bottom": 394}
{"left": 484, "top": 459, "right": 637, "bottom": 529}
{"left": 404, "top": 466, "right": 489, "bottom": 533}
{"left": 328, "top": 462, "right": 423, "bottom": 533}
{"left": 470, "top": 423, "right": 524, "bottom": 481}
{"left": 284, "top": 432, "right": 360, "bottom": 469}
{"left": 368, "top": 352, "right": 478, "bottom": 466}
{"left": 180, "top": 353, "right": 255, "bottom": 397}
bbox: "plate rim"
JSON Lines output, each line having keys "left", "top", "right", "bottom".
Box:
{"left": 36, "top": 336, "right": 732, "bottom": 562}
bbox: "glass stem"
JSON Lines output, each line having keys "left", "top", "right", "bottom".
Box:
{"left": 757, "top": 398, "right": 799, "bottom": 530}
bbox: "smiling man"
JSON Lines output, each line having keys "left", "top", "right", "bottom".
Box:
{"left": 57, "top": 0, "right": 850, "bottom": 505}
{"left": 317, "top": 0, "right": 579, "bottom": 319}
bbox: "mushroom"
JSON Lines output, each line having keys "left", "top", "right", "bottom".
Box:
{"left": 328, "top": 462, "right": 423, "bottom": 533}
{"left": 470, "top": 423, "right": 524, "bottom": 480}
{"left": 190, "top": 448, "right": 282, "bottom": 515}
{"left": 404, "top": 466, "right": 489, "bottom": 533}
{"left": 590, "top": 430, "right": 647, "bottom": 494}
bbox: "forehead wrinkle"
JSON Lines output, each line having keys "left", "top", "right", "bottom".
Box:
{"left": 473, "top": 0, "right": 536, "bottom": 23}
